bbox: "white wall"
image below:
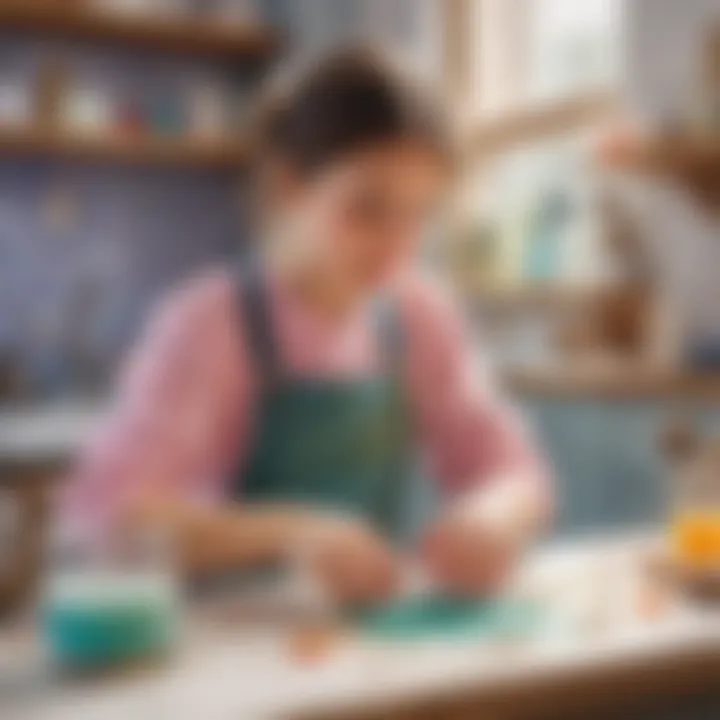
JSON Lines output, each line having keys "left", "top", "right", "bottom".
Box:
{"left": 625, "top": 0, "right": 720, "bottom": 340}
{"left": 285, "top": 0, "right": 441, "bottom": 81}
{"left": 627, "top": 0, "right": 720, "bottom": 122}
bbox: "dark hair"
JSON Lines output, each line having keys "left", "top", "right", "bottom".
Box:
{"left": 253, "top": 47, "right": 453, "bottom": 176}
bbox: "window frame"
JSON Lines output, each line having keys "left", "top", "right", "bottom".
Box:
{"left": 441, "top": 0, "right": 620, "bottom": 161}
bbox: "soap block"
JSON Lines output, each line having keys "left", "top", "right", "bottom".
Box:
{"left": 355, "top": 595, "right": 545, "bottom": 642}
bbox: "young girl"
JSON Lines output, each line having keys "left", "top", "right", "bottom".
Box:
{"left": 65, "top": 50, "right": 550, "bottom": 604}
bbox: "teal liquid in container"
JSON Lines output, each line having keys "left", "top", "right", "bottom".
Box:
{"left": 42, "top": 572, "right": 179, "bottom": 668}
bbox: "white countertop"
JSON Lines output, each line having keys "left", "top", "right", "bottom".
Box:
{"left": 4, "top": 533, "right": 719, "bottom": 720}
{"left": 0, "top": 401, "right": 104, "bottom": 464}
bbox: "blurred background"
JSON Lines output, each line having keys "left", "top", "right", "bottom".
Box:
{"left": 1, "top": 0, "right": 720, "bottom": 553}
{"left": 0, "top": 3, "right": 720, "bottom": 718}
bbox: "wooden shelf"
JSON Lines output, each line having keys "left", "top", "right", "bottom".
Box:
{"left": 504, "top": 364, "right": 720, "bottom": 399}
{"left": 0, "top": 3, "right": 282, "bottom": 62}
{"left": 599, "top": 134, "right": 720, "bottom": 180}
{"left": 0, "top": 127, "right": 249, "bottom": 169}
{"left": 597, "top": 127, "right": 720, "bottom": 209}
{"left": 469, "top": 283, "right": 608, "bottom": 311}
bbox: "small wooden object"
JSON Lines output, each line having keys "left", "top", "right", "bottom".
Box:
{"left": 645, "top": 547, "right": 720, "bottom": 604}
{"left": 0, "top": 479, "right": 50, "bottom": 619}
{"left": 287, "top": 624, "right": 344, "bottom": 665}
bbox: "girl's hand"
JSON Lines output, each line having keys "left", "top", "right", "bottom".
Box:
{"left": 293, "top": 515, "right": 400, "bottom": 606}
{"left": 423, "top": 477, "right": 548, "bottom": 597}
{"left": 422, "top": 510, "right": 521, "bottom": 597}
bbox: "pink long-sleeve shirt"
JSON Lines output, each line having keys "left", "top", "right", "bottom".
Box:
{"left": 64, "top": 267, "right": 545, "bottom": 523}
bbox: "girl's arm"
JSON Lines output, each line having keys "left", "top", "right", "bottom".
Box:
{"left": 405, "top": 278, "right": 551, "bottom": 516}
{"left": 128, "top": 496, "right": 400, "bottom": 602}
{"left": 61, "top": 272, "right": 281, "bottom": 568}
{"left": 403, "top": 278, "right": 552, "bottom": 592}
{"left": 125, "top": 496, "right": 313, "bottom": 575}
{"left": 63, "top": 272, "right": 399, "bottom": 597}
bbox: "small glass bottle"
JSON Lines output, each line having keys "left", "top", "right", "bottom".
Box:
{"left": 667, "top": 427, "right": 720, "bottom": 569}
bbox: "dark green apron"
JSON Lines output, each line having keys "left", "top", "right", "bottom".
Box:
{"left": 231, "top": 270, "right": 414, "bottom": 541}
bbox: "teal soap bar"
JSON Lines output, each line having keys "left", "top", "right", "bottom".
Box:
{"left": 355, "top": 595, "right": 544, "bottom": 641}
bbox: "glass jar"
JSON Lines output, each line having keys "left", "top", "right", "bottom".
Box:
{"left": 40, "top": 521, "right": 181, "bottom": 670}
{"left": 669, "top": 436, "right": 720, "bottom": 569}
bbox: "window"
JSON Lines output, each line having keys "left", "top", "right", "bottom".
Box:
{"left": 449, "top": 0, "right": 624, "bottom": 296}
{"left": 474, "top": 0, "right": 621, "bottom": 116}
{"left": 528, "top": 0, "right": 621, "bottom": 102}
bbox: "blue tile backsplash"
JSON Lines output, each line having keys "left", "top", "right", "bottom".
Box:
{"left": 0, "top": 13, "right": 265, "bottom": 399}
{"left": 0, "top": 1, "right": 428, "bottom": 398}
{"left": 0, "top": 159, "right": 243, "bottom": 397}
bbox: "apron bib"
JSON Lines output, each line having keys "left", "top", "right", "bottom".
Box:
{"left": 225, "top": 273, "right": 545, "bottom": 640}
{"left": 231, "top": 270, "right": 414, "bottom": 541}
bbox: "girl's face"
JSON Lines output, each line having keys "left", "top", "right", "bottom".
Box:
{"left": 285, "top": 142, "right": 448, "bottom": 291}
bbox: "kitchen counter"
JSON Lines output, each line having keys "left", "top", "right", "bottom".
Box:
{"left": 5, "top": 533, "right": 719, "bottom": 720}
{"left": 0, "top": 401, "right": 104, "bottom": 466}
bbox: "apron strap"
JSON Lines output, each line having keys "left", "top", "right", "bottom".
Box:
{"left": 235, "top": 263, "right": 406, "bottom": 384}
{"left": 373, "top": 296, "right": 406, "bottom": 379}
{"left": 235, "top": 263, "right": 282, "bottom": 388}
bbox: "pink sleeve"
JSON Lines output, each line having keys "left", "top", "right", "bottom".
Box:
{"left": 62, "top": 271, "right": 250, "bottom": 526}
{"left": 402, "top": 277, "right": 547, "bottom": 497}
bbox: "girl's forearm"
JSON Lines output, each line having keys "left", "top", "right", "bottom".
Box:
{"left": 178, "top": 504, "right": 306, "bottom": 575}
{"left": 126, "top": 498, "right": 313, "bottom": 576}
